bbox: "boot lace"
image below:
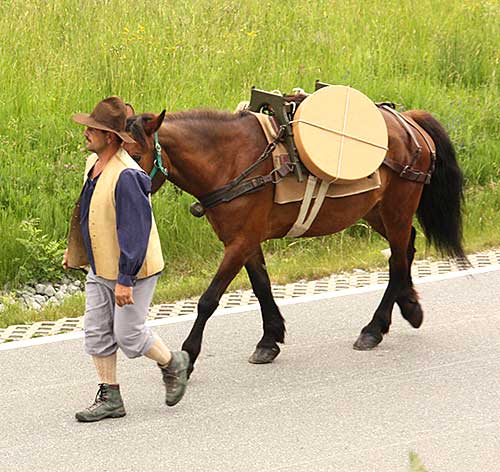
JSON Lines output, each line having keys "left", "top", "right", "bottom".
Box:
{"left": 86, "top": 384, "right": 107, "bottom": 411}
{"left": 162, "top": 368, "right": 180, "bottom": 384}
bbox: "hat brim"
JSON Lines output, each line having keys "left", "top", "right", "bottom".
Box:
{"left": 72, "top": 113, "right": 135, "bottom": 144}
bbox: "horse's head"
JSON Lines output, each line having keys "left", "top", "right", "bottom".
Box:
{"left": 124, "top": 111, "right": 166, "bottom": 177}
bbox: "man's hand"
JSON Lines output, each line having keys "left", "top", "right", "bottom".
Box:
{"left": 62, "top": 248, "right": 69, "bottom": 270}
{"left": 115, "top": 283, "right": 134, "bottom": 307}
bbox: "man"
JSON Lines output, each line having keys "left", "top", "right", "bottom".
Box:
{"left": 64, "top": 96, "right": 189, "bottom": 422}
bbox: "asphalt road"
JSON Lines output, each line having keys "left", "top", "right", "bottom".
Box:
{"left": 1, "top": 268, "right": 499, "bottom": 472}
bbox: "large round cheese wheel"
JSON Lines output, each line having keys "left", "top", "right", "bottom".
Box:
{"left": 292, "top": 85, "right": 388, "bottom": 181}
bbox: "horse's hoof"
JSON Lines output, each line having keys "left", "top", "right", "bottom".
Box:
{"left": 401, "top": 302, "right": 424, "bottom": 328}
{"left": 353, "top": 333, "right": 383, "bottom": 351}
{"left": 248, "top": 345, "right": 281, "bottom": 364}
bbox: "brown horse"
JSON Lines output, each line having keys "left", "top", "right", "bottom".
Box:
{"left": 124, "top": 103, "right": 466, "bottom": 375}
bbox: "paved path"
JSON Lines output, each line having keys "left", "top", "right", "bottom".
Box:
{"left": 1, "top": 268, "right": 499, "bottom": 471}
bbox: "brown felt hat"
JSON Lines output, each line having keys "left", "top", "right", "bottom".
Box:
{"left": 72, "top": 96, "right": 135, "bottom": 143}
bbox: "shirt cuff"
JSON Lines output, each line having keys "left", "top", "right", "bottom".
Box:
{"left": 117, "top": 273, "right": 137, "bottom": 287}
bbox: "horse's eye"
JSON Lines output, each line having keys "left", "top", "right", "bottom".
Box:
{"left": 132, "top": 155, "right": 142, "bottom": 163}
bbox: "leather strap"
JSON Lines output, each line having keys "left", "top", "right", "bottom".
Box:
{"left": 198, "top": 163, "right": 291, "bottom": 209}
{"left": 200, "top": 175, "right": 273, "bottom": 208}
{"left": 195, "top": 125, "right": 288, "bottom": 211}
{"left": 380, "top": 105, "right": 436, "bottom": 184}
{"left": 382, "top": 158, "right": 432, "bottom": 184}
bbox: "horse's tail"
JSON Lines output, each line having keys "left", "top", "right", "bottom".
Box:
{"left": 408, "top": 110, "right": 468, "bottom": 262}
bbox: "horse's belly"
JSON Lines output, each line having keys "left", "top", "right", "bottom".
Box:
{"left": 266, "top": 187, "right": 383, "bottom": 239}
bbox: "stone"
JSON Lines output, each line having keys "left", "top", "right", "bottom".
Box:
{"left": 22, "top": 295, "right": 35, "bottom": 305}
{"left": 34, "top": 294, "right": 46, "bottom": 304}
{"left": 44, "top": 285, "right": 56, "bottom": 297}
{"left": 23, "top": 286, "right": 36, "bottom": 295}
{"left": 35, "top": 284, "right": 46, "bottom": 295}
{"left": 73, "top": 280, "right": 82, "bottom": 287}
{"left": 380, "top": 248, "right": 391, "bottom": 259}
{"left": 30, "top": 301, "right": 42, "bottom": 311}
{"left": 68, "top": 284, "right": 81, "bottom": 294}
{"left": 55, "top": 291, "right": 66, "bottom": 301}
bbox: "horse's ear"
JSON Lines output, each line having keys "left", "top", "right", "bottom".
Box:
{"left": 144, "top": 110, "right": 166, "bottom": 136}
{"left": 158, "top": 109, "right": 166, "bottom": 127}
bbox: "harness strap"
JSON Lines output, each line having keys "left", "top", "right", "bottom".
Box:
{"left": 285, "top": 175, "right": 317, "bottom": 237}
{"left": 382, "top": 158, "right": 432, "bottom": 184}
{"left": 286, "top": 176, "right": 330, "bottom": 237}
{"left": 201, "top": 175, "right": 273, "bottom": 208}
{"left": 380, "top": 105, "right": 436, "bottom": 184}
{"left": 382, "top": 105, "right": 422, "bottom": 156}
{"left": 193, "top": 125, "right": 288, "bottom": 214}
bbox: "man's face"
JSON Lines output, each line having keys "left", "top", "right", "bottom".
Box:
{"left": 84, "top": 127, "right": 112, "bottom": 153}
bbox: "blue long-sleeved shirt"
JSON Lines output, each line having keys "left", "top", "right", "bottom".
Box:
{"left": 79, "top": 167, "right": 153, "bottom": 286}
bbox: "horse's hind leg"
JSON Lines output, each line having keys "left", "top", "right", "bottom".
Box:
{"left": 396, "top": 226, "right": 423, "bottom": 328}
{"left": 354, "top": 210, "right": 415, "bottom": 350}
{"left": 364, "top": 209, "right": 423, "bottom": 328}
{"left": 245, "top": 247, "right": 286, "bottom": 364}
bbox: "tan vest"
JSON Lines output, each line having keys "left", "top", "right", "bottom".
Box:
{"left": 66, "top": 148, "right": 164, "bottom": 280}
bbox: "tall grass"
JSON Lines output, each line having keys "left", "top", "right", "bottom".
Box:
{"left": 0, "top": 0, "right": 498, "bottom": 287}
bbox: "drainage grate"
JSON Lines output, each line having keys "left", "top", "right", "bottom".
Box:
{"left": 1, "top": 248, "right": 499, "bottom": 344}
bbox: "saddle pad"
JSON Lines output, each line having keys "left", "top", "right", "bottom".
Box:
{"left": 274, "top": 159, "right": 381, "bottom": 204}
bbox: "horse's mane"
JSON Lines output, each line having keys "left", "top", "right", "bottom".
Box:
{"left": 166, "top": 108, "right": 250, "bottom": 123}
{"left": 126, "top": 109, "right": 251, "bottom": 145}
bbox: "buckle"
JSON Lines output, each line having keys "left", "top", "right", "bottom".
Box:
{"left": 400, "top": 165, "right": 430, "bottom": 183}
{"left": 270, "top": 163, "right": 294, "bottom": 184}
{"left": 400, "top": 165, "right": 411, "bottom": 177}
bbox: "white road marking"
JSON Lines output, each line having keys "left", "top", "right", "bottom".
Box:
{"left": 1, "top": 263, "right": 498, "bottom": 351}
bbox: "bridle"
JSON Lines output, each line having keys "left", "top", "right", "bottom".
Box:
{"left": 148, "top": 131, "right": 169, "bottom": 180}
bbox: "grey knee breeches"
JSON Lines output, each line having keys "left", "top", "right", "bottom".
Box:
{"left": 83, "top": 270, "right": 158, "bottom": 358}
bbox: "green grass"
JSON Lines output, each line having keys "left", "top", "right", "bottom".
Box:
{"left": 0, "top": 0, "right": 498, "bottom": 293}
{"left": 0, "top": 293, "right": 85, "bottom": 328}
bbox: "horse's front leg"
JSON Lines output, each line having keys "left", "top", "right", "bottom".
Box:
{"left": 181, "top": 241, "right": 252, "bottom": 375}
{"left": 245, "top": 247, "right": 286, "bottom": 364}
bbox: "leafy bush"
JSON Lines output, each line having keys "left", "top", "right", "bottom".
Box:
{"left": 14, "top": 219, "right": 66, "bottom": 284}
